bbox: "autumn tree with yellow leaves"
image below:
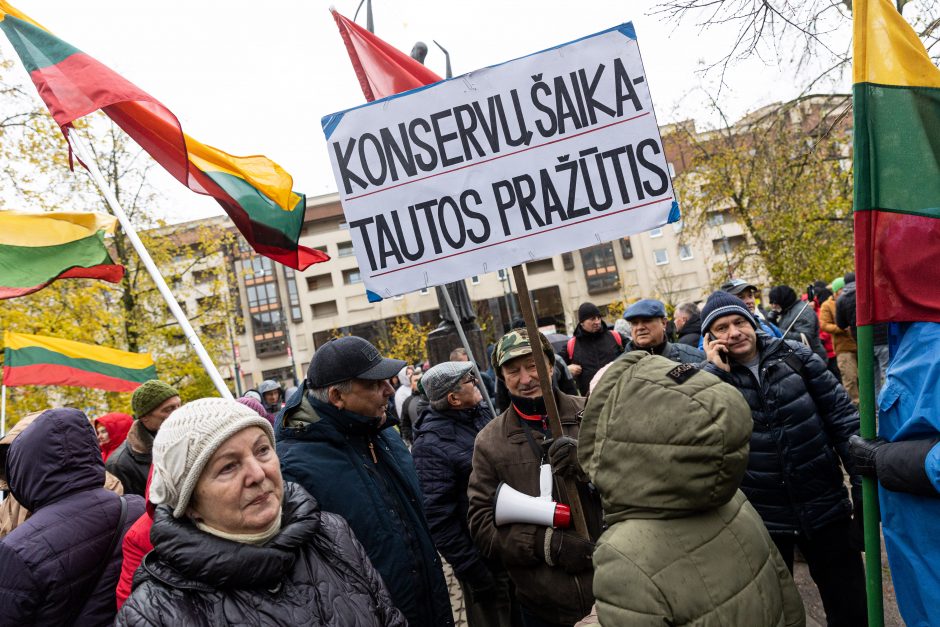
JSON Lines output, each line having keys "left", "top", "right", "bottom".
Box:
{"left": 673, "top": 95, "right": 855, "bottom": 289}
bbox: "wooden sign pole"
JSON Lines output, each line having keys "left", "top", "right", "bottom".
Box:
{"left": 511, "top": 265, "right": 589, "bottom": 539}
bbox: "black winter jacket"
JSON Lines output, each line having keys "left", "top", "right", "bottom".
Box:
{"left": 677, "top": 312, "right": 703, "bottom": 347}
{"left": 116, "top": 483, "right": 407, "bottom": 627}
{"left": 775, "top": 300, "right": 828, "bottom": 362}
{"left": 565, "top": 322, "right": 627, "bottom": 395}
{"left": 704, "top": 337, "right": 860, "bottom": 534}
{"left": 105, "top": 420, "right": 153, "bottom": 497}
{"left": 412, "top": 403, "right": 493, "bottom": 581}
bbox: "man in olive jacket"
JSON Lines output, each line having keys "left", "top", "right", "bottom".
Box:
{"left": 468, "top": 329, "right": 602, "bottom": 627}
{"left": 582, "top": 352, "right": 805, "bottom": 626}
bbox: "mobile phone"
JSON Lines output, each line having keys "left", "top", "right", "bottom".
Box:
{"left": 708, "top": 332, "right": 728, "bottom": 364}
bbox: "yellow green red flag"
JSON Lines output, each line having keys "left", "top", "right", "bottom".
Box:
{"left": 2, "top": 331, "right": 156, "bottom": 392}
{"left": 853, "top": 0, "right": 940, "bottom": 324}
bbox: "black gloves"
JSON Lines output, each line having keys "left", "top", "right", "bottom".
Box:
{"left": 849, "top": 435, "right": 940, "bottom": 497}
{"left": 538, "top": 528, "right": 594, "bottom": 574}
{"left": 542, "top": 436, "right": 585, "bottom": 479}
{"left": 460, "top": 561, "right": 497, "bottom": 594}
{"left": 849, "top": 435, "right": 883, "bottom": 477}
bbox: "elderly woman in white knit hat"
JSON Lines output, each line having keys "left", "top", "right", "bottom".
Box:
{"left": 116, "top": 398, "right": 406, "bottom": 626}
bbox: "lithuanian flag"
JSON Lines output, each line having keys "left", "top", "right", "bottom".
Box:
{"left": 0, "top": 211, "right": 124, "bottom": 299}
{"left": 3, "top": 331, "right": 156, "bottom": 392}
{"left": 0, "top": 1, "right": 327, "bottom": 271}
{"left": 853, "top": 0, "right": 940, "bottom": 324}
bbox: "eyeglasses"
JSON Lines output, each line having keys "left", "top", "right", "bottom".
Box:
{"left": 461, "top": 375, "right": 478, "bottom": 386}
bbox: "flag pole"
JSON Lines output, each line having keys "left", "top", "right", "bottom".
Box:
{"left": 439, "top": 286, "right": 496, "bottom": 415}
{"left": 1, "top": 384, "right": 6, "bottom": 438}
{"left": 511, "top": 265, "right": 589, "bottom": 539}
{"left": 857, "top": 324, "right": 885, "bottom": 626}
{"left": 69, "top": 134, "right": 233, "bottom": 400}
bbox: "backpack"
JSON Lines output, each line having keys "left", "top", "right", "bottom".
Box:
{"left": 568, "top": 331, "right": 623, "bottom": 361}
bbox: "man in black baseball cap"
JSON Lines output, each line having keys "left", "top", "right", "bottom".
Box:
{"left": 275, "top": 336, "right": 454, "bottom": 627}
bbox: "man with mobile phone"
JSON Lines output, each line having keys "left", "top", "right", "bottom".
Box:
{"left": 699, "top": 291, "right": 866, "bottom": 627}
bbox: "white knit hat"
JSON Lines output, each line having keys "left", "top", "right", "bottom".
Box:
{"left": 150, "top": 398, "right": 276, "bottom": 518}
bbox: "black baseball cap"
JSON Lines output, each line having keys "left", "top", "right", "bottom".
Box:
{"left": 307, "top": 336, "right": 406, "bottom": 388}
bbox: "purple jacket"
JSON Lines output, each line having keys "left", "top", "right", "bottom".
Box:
{"left": 0, "top": 408, "right": 144, "bottom": 626}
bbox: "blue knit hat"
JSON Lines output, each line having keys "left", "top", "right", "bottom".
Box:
{"left": 700, "top": 291, "right": 757, "bottom": 333}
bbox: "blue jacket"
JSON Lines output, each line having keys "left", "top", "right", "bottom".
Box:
{"left": 877, "top": 322, "right": 940, "bottom": 627}
{"left": 704, "top": 336, "right": 859, "bottom": 534}
{"left": 0, "top": 408, "right": 144, "bottom": 626}
{"left": 275, "top": 383, "right": 453, "bottom": 627}
{"left": 411, "top": 402, "right": 493, "bottom": 581}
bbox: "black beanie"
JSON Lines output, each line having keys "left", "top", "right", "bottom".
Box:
{"left": 578, "top": 302, "right": 602, "bottom": 323}
{"left": 768, "top": 285, "right": 798, "bottom": 311}
{"left": 700, "top": 291, "right": 757, "bottom": 333}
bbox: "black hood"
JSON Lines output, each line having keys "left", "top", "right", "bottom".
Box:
{"left": 6, "top": 407, "right": 104, "bottom": 512}
{"left": 679, "top": 312, "right": 702, "bottom": 337}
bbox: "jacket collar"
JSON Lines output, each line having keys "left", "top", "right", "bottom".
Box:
{"left": 147, "top": 482, "right": 320, "bottom": 590}
{"left": 500, "top": 391, "right": 580, "bottom": 444}
{"left": 308, "top": 396, "right": 398, "bottom": 436}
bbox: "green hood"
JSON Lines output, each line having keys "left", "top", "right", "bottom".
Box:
{"left": 579, "top": 352, "right": 752, "bottom": 523}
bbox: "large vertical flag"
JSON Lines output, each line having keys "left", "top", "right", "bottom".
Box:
{"left": 0, "top": 211, "right": 124, "bottom": 299}
{"left": 0, "top": 1, "right": 328, "bottom": 271}
{"left": 853, "top": 0, "right": 940, "bottom": 324}
{"left": 3, "top": 331, "right": 156, "bottom": 392}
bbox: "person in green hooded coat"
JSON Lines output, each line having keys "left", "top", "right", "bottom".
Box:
{"left": 580, "top": 352, "right": 805, "bottom": 627}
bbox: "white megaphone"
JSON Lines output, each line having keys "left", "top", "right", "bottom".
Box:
{"left": 494, "top": 464, "right": 571, "bottom": 528}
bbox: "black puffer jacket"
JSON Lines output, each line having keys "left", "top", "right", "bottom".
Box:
{"left": 565, "top": 322, "right": 627, "bottom": 395}
{"left": 677, "top": 312, "right": 703, "bottom": 347}
{"left": 412, "top": 403, "right": 493, "bottom": 581}
{"left": 704, "top": 337, "right": 860, "bottom": 535}
{"left": 115, "top": 483, "right": 407, "bottom": 627}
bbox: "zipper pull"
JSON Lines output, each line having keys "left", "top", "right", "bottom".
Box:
{"left": 368, "top": 440, "right": 378, "bottom": 464}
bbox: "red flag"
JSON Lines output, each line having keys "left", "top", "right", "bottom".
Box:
{"left": 331, "top": 9, "right": 441, "bottom": 102}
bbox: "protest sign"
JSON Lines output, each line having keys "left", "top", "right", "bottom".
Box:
{"left": 322, "top": 23, "right": 679, "bottom": 301}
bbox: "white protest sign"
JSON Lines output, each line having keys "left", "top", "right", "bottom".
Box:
{"left": 322, "top": 23, "right": 679, "bottom": 301}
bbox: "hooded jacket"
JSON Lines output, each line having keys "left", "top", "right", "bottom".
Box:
{"left": 116, "top": 483, "right": 407, "bottom": 626}
{"left": 412, "top": 402, "right": 494, "bottom": 581}
{"left": 95, "top": 412, "right": 133, "bottom": 462}
{"left": 276, "top": 382, "right": 453, "bottom": 627}
{"left": 565, "top": 321, "right": 627, "bottom": 395}
{"left": 0, "top": 408, "right": 145, "bottom": 626}
{"left": 580, "top": 353, "right": 805, "bottom": 626}
{"left": 704, "top": 336, "right": 860, "bottom": 534}
{"left": 467, "top": 392, "right": 603, "bottom": 625}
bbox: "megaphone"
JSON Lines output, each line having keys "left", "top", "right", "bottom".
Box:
{"left": 493, "top": 464, "right": 571, "bottom": 528}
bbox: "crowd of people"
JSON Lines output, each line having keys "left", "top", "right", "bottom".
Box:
{"left": 0, "top": 272, "right": 934, "bottom": 626}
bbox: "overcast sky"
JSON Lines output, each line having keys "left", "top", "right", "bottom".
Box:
{"left": 1, "top": 0, "right": 851, "bottom": 222}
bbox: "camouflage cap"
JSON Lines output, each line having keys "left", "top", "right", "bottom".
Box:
{"left": 491, "top": 328, "right": 555, "bottom": 375}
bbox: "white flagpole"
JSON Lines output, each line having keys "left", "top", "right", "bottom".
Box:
{"left": 69, "top": 134, "right": 233, "bottom": 399}
{"left": 1, "top": 384, "right": 6, "bottom": 438}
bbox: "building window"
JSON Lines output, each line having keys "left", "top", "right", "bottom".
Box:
{"left": 653, "top": 249, "right": 669, "bottom": 265}
{"left": 337, "top": 241, "right": 355, "bottom": 257}
{"left": 311, "top": 301, "right": 339, "bottom": 318}
{"left": 620, "top": 238, "right": 633, "bottom": 260}
{"left": 261, "top": 366, "right": 296, "bottom": 387}
{"left": 251, "top": 310, "right": 287, "bottom": 357}
{"left": 678, "top": 244, "right": 694, "bottom": 260}
{"left": 246, "top": 282, "right": 280, "bottom": 309}
{"left": 283, "top": 267, "right": 303, "bottom": 321}
{"left": 525, "top": 259, "right": 554, "bottom": 275}
{"left": 241, "top": 255, "right": 274, "bottom": 279}
{"left": 419, "top": 287, "right": 429, "bottom": 295}
{"left": 580, "top": 243, "right": 619, "bottom": 294}
{"left": 561, "top": 252, "right": 574, "bottom": 270}
{"left": 306, "top": 273, "right": 333, "bottom": 291}
{"left": 497, "top": 269, "right": 508, "bottom": 281}
{"left": 706, "top": 211, "right": 726, "bottom": 226}
{"left": 313, "top": 330, "right": 334, "bottom": 349}
{"left": 342, "top": 268, "right": 362, "bottom": 285}
{"left": 649, "top": 227, "right": 663, "bottom": 238}
{"left": 713, "top": 235, "right": 747, "bottom": 255}
{"left": 470, "top": 275, "right": 480, "bottom": 285}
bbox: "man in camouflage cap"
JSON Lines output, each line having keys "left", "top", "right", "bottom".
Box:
{"left": 467, "top": 329, "right": 603, "bottom": 627}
